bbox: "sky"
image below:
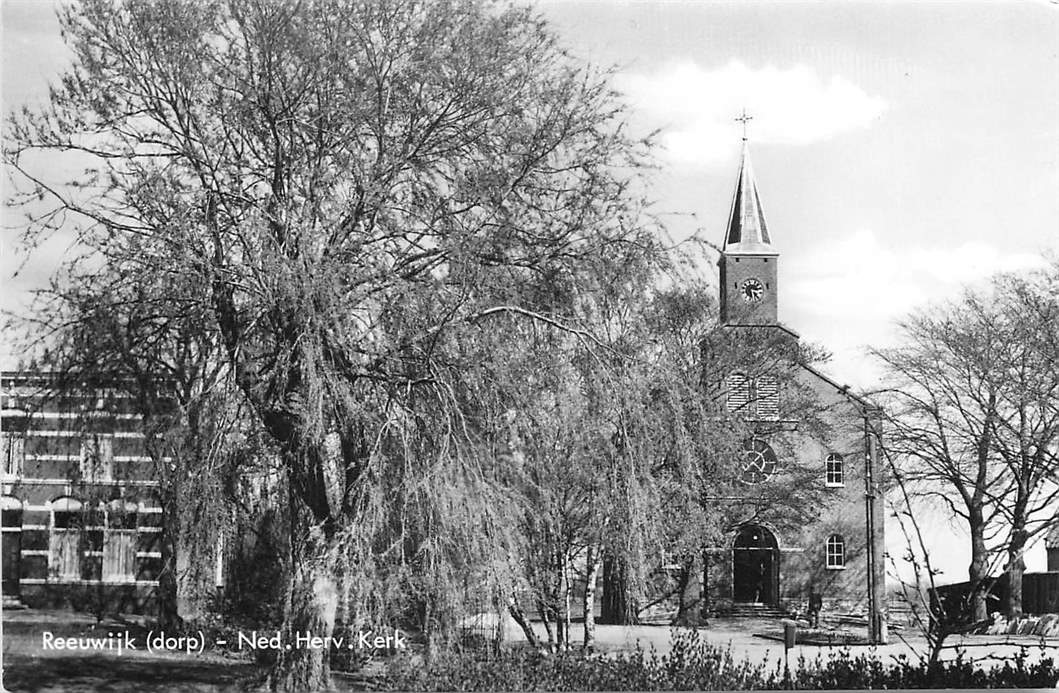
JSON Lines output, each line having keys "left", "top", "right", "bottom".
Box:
{"left": 542, "top": 0, "right": 1059, "bottom": 580}
{"left": 536, "top": 0, "right": 1058, "bottom": 390}
{"left": 2, "top": 1, "right": 1058, "bottom": 578}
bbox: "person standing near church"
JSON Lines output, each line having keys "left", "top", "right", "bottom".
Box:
{"left": 809, "top": 588, "right": 823, "bottom": 628}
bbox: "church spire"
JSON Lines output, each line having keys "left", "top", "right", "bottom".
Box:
{"left": 724, "top": 136, "right": 774, "bottom": 255}
{"left": 718, "top": 115, "right": 779, "bottom": 326}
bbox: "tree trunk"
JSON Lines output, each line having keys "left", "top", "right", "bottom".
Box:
{"left": 927, "top": 630, "right": 949, "bottom": 667}
{"left": 268, "top": 510, "right": 339, "bottom": 691}
{"left": 1005, "top": 526, "right": 1028, "bottom": 618}
{"left": 582, "top": 546, "right": 602, "bottom": 650}
{"left": 561, "top": 552, "right": 571, "bottom": 650}
{"left": 508, "top": 599, "right": 540, "bottom": 648}
{"left": 601, "top": 552, "right": 637, "bottom": 625}
{"left": 967, "top": 508, "right": 989, "bottom": 623}
{"left": 672, "top": 558, "right": 695, "bottom": 626}
{"left": 537, "top": 598, "right": 556, "bottom": 651}
{"left": 157, "top": 477, "right": 182, "bottom": 630}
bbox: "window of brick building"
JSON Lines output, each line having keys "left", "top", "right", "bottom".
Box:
{"left": 1, "top": 433, "right": 24, "bottom": 477}
{"left": 726, "top": 372, "right": 750, "bottom": 413}
{"left": 741, "top": 438, "right": 779, "bottom": 484}
{"left": 79, "top": 435, "right": 114, "bottom": 482}
{"left": 826, "top": 534, "right": 846, "bottom": 569}
{"left": 755, "top": 375, "right": 779, "bottom": 419}
{"left": 49, "top": 497, "right": 84, "bottom": 581}
{"left": 103, "top": 500, "right": 138, "bottom": 582}
{"left": 726, "top": 373, "right": 779, "bottom": 420}
{"left": 826, "top": 453, "right": 845, "bottom": 487}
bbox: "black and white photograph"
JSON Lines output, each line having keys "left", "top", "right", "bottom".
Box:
{"left": 1, "top": 1, "right": 1057, "bottom": 691}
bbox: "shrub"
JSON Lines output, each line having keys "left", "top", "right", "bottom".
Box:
{"left": 378, "top": 630, "right": 778, "bottom": 691}
{"left": 789, "top": 646, "right": 1058, "bottom": 689}
{"left": 376, "top": 629, "right": 1059, "bottom": 691}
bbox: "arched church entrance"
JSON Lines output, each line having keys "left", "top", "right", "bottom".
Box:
{"left": 732, "top": 524, "right": 778, "bottom": 604}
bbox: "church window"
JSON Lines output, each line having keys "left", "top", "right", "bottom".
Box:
{"left": 741, "top": 438, "right": 778, "bottom": 484}
{"left": 727, "top": 374, "right": 779, "bottom": 420}
{"left": 826, "top": 534, "right": 846, "bottom": 569}
{"left": 755, "top": 375, "right": 779, "bottom": 419}
{"left": 49, "top": 497, "right": 84, "bottom": 581}
{"left": 726, "top": 372, "right": 751, "bottom": 413}
{"left": 826, "top": 453, "right": 845, "bottom": 487}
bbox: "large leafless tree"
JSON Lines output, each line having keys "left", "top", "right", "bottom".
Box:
{"left": 5, "top": 0, "right": 668, "bottom": 687}
{"left": 874, "top": 265, "right": 1059, "bottom": 620}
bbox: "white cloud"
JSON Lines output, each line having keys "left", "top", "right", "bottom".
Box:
{"left": 782, "top": 229, "right": 1048, "bottom": 389}
{"left": 786, "top": 229, "right": 1048, "bottom": 322}
{"left": 618, "top": 60, "right": 888, "bottom": 166}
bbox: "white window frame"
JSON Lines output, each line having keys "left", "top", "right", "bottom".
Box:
{"left": 102, "top": 500, "right": 138, "bottom": 583}
{"left": 49, "top": 497, "right": 84, "bottom": 582}
{"left": 826, "top": 534, "right": 846, "bottom": 570}
{"left": 825, "top": 453, "right": 845, "bottom": 487}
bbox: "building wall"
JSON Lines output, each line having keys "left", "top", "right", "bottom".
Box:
{"left": 779, "top": 367, "right": 886, "bottom": 617}
{"left": 700, "top": 358, "right": 887, "bottom": 632}
{"left": 2, "top": 373, "right": 163, "bottom": 612}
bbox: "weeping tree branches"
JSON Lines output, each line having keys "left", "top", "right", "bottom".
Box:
{"left": 6, "top": 0, "right": 669, "bottom": 688}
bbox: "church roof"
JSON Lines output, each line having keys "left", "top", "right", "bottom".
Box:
{"left": 724, "top": 140, "right": 776, "bottom": 255}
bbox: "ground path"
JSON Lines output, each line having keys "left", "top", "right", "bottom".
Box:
{"left": 476, "top": 613, "right": 1059, "bottom": 672}
{"left": 3, "top": 610, "right": 1056, "bottom": 691}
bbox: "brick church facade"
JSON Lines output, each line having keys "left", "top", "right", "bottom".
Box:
{"left": 698, "top": 138, "right": 888, "bottom": 642}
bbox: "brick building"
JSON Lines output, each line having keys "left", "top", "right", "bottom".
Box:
{"left": 699, "top": 138, "right": 888, "bottom": 642}
{"left": 1, "top": 372, "right": 163, "bottom": 612}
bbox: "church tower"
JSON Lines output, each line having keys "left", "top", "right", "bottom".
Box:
{"left": 719, "top": 138, "right": 779, "bottom": 325}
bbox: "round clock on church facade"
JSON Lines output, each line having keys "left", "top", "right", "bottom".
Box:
{"left": 741, "top": 277, "right": 765, "bottom": 303}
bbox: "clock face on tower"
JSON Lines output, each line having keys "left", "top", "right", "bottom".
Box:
{"left": 741, "top": 277, "right": 765, "bottom": 303}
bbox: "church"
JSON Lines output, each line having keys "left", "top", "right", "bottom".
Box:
{"left": 697, "top": 133, "right": 888, "bottom": 643}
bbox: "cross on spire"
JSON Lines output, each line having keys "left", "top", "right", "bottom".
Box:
{"left": 735, "top": 108, "right": 754, "bottom": 141}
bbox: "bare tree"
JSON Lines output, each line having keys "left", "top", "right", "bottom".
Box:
{"left": 5, "top": 0, "right": 666, "bottom": 688}
{"left": 873, "top": 265, "right": 1059, "bottom": 620}
{"left": 982, "top": 270, "right": 1059, "bottom": 616}
{"left": 872, "top": 311, "right": 1006, "bottom": 622}
{"left": 884, "top": 443, "right": 965, "bottom": 666}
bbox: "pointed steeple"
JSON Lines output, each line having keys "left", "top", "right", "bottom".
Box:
{"left": 724, "top": 140, "right": 775, "bottom": 255}
{"left": 718, "top": 121, "right": 780, "bottom": 326}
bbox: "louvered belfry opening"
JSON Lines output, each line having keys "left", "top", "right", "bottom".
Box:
{"left": 726, "top": 373, "right": 779, "bottom": 420}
